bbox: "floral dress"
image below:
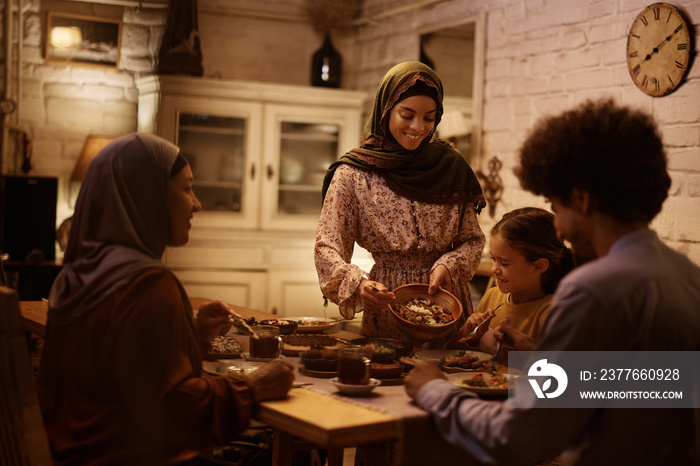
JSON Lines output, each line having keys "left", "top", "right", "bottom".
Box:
{"left": 315, "top": 164, "right": 485, "bottom": 344}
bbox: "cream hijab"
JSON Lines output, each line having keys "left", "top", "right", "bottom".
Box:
{"left": 48, "top": 133, "right": 187, "bottom": 326}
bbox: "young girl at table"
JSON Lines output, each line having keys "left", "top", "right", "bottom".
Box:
{"left": 37, "top": 133, "right": 294, "bottom": 465}
{"left": 449, "top": 207, "right": 575, "bottom": 355}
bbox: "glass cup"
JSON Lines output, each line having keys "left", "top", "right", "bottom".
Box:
{"left": 338, "top": 345, "right": 371, "bottom": 385}
{"left": 249, "top": 325, "right": 282, "bottom": 359}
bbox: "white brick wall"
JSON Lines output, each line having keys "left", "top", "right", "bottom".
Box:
{"left": 1, "top": 0, "right": 698, "bottom": 262}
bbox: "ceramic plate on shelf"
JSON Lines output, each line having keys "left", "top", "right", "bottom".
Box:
{"left": 447, "top": 372, "right": 518, "bottom": 396}
{"left": 284, "top": 316, "right": 339, "bottom": 333}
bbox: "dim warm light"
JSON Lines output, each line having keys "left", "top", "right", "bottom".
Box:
{"left": 50, "top": 26, "right": 82, "bottom": 49}
{"left": 70, "top": 135, "right": 115, "bottom": 182}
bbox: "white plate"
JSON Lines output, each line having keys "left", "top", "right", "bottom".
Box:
{"left": 285, "top": 316, "right": 339, "bottom": 333}
{"left": 242, "top": 353, "right": 285, "bottom": 362}
{"left": 447, "top": 372, "right": 518, "bottom": 396}
{"left": 330, "top": 377, "right": 381, "bottom": 396}
{"left": 203, "top": 360, "right": 265, "bottom": 376}
{"left": 415, "top": 349, "right": 491, "bottom": 364}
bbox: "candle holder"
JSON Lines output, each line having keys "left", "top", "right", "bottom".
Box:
{"left": 476, "top": 156, "right": 503, "bottom": 218}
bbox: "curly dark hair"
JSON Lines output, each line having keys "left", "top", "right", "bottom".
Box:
{"left": 491, "top": 207, "right": 575, "bottom": 294}
{"left": 515, "top": 99, "right": 670, "bottom": 223}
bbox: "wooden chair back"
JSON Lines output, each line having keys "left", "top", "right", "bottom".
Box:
{"left": 0, "top": 286, "right": 52, "bottom": 465}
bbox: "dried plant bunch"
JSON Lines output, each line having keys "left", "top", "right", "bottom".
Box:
{"left": 304, "top": 0, "right": 363, "bottom": 33}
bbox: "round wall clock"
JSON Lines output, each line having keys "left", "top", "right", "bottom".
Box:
{"left": 626, "top": 3, "right": 693, "bottom": 97}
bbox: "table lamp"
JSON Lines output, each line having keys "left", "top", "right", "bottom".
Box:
{"left": 63, "top": 135, "right": 115, "bottom": 251}
{"left": 70, "top": 135, "right": 115, "bottom": 183}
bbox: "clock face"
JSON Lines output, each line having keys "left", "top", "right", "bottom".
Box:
{"left": 626, "top": 3, "right": 692, "bottom": 97}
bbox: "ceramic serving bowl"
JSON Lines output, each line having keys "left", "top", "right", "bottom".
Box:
{"left": 388, "top": 284, "right": 463, "bottom": 341}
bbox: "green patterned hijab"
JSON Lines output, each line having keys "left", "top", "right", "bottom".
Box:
{"left": 322, "top": 61, "right": 485, "bottom": 210}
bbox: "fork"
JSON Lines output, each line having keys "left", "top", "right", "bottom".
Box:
{"left": 491, "top": 317, "right": 511, "bottom": 361}
{"left": 462, "top": 303, "right": 504, "bottom": 343}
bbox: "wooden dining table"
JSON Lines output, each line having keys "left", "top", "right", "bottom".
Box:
{"left": 20, "top": 298, "right": 486, "bottom": 466}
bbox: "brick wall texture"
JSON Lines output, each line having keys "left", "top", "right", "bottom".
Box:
{"left": 1, "top": 0, "right": 698, "bottom": 262}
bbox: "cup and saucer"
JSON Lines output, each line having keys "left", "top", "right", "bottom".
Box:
{"left": 330, "top": 377, "right": 381, "bottom": 396}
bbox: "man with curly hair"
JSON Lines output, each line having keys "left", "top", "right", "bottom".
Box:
{"left": 405, "top": 99, "right": 700, "bottom": 465}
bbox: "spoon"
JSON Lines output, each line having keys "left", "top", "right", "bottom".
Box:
{"left": 462, "top": 303, "right": 504, "bottom": 343}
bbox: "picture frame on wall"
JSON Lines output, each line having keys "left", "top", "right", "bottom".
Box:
{"left": 45, "top": 12, "right": 122, "bottom": 68}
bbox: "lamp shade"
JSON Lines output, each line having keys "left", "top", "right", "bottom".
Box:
{"left": 70, "top": 136, "right": 115, "bottom": 182}
{"left": 438, "top": 109, "right": 469, "bottom": 140}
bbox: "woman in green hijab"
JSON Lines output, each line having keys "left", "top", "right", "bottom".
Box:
{"left": 315, "top": 61, "right": 486, "bottom": 345}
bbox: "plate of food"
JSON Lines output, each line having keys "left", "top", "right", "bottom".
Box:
{"left": 298, "top": 345, "right": 339, "bottom": 377}
{"left": 281, "top": 334, "right": 349, "bottom": 356}
{"left": 415, "top": 349, "right": 492, "bottom": 371}
{"left": 203, "top": 359, "right": 265, "bottom": 376}
{"left": 285, "top": 316, "right": 339, "bottom": 333}
{"left": 447, "top": 372, "right": 518, "bottom": 396}
{"left": 206, "top": 335, "right": 246, "bottom": 360}
{"left": 351, "top": 337, "right": 413, "bottom": 358}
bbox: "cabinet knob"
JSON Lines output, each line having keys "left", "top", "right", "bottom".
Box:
{"left": 267, "top": 164, "right": 274, "bottom": 179}
{"left": 251, "top": 164, "right": 256, "bottom": 179}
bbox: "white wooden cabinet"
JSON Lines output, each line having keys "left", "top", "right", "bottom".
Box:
{"left": 137, "top": 76, "right": 367, "bottom": 315}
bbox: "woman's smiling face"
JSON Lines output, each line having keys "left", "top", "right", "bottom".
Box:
{"left": 388, "top": 95, "right": 437, "bottom": 150}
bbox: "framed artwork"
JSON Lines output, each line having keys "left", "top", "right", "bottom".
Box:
{"left": 45, "top": 12, "right": 122, "bottom": 68}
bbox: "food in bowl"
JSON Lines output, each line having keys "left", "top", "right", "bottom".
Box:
{"left": 392, "top": 298, "right": 455, "bottom": 325}
{"left": 369, "top": 362, "right": 403, "bottom": 379}
{"left": 441, "top": 352, "right": 493, "bottom": 371}
{"left": 259, "top": 319, "right": 298, "bottom": 335}
{"left": 282, "top": 334, "right": 347, "bottom": 356}
{"left": 207, "top": 336, "right": 245, "bottom": 359}
{"left": 351, "top": 337, "right": 413, "bottom": 358}
{"left": 461, "top": 373, "right": 513, "bottom": 389}
{"left": 300, "top": 345, "right": 339, "bottom": 372}
{"left": 389, "top": 284, "right": 463, "bottom": 341}
{"left": 369, "top": 345, "right": 397, "bottom": 364}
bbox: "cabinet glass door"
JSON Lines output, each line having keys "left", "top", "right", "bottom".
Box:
{"left": 178, "top": 113, "right": 246, "bottom": 213}
{"left": 277, "top": 121, "right": 339, "bottom": 216}
{"left": 262, "top": 104, "right": 361, "bottom": 231}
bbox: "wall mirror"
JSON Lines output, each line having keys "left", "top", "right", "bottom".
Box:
{"left": 419, "top": 13, "right": 485, "bottom": 169}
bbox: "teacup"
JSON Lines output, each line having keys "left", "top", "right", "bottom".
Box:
{"left": 338, "top": 345, "right": 371, "bottom": 385}
{"left": 249, "top": 325, "right": 282, "bottom": 359}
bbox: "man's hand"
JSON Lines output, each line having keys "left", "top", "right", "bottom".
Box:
{"left": 248, "top": 360, "right": 295, "bottom": 401}
{"left": 404, "top": 361, "right": 446, "bottom": 400}
{"left": 494, "top": 319, "right": 536, "bottom": 352}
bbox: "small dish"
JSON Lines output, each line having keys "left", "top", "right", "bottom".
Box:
{"left": 369, "top": 362, "right": 403, "bottom": 380}
{"left": 447, "top": 372, "right": 518, "bottom": 396}
{"left": 415, "top": 349, "right": 491, "bottom": 365}
{"left": 259, "top": 319, "right": 298, "bottom": 335}
{"left": 301, "top": 356, "right": 338, "bottom": 372}
{"left": 330, "top": 377, "right": 381, "bottom": 396}
{"left": 285, "top": 316, "right": 339, "bottom": 333}
{"left": 351, "top": 337, "right": 413, "bottom": 359}
{"left": 203, "top": 360, "right": 265, "bottom": 376}
{"left": 242, "top": 352, "right": 285, "bottom": 363}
